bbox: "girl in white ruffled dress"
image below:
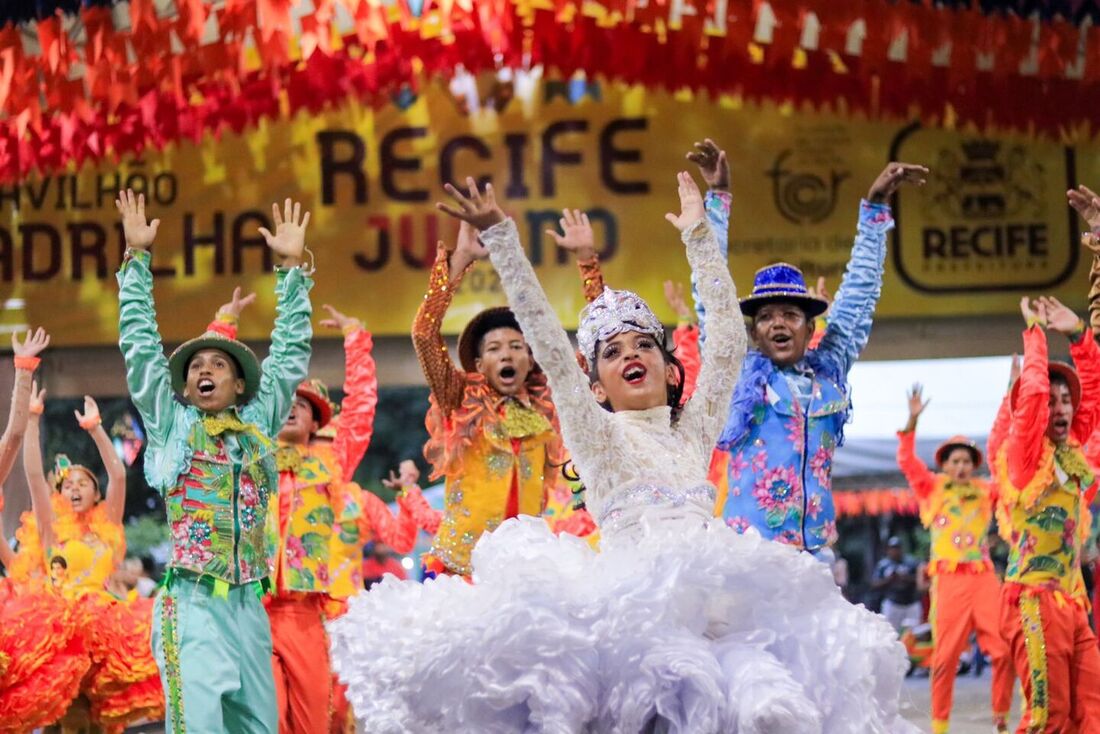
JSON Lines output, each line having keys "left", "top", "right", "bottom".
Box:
{"left": 328, "top": 172, "right": 918, "bottom": 734}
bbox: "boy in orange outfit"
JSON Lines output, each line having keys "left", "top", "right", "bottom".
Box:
{"left": 412, "top": 221, "right": 564, "bottom": 578}
{"left": 994, "top": 295, "right": 1100, "bottom": 734}
{"left": 897, "top": 384, "right": 1012, "bottom": 734}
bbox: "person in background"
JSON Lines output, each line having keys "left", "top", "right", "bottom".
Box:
{"left": 872, "top": 537, "right": 922, "bottom": 632}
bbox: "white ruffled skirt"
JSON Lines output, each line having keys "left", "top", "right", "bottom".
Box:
{"left": 328, "top": 516, "right": 918, "bottom": 734}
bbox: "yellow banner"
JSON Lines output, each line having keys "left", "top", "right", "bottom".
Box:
{"left": 0, "top": 80, "right": 1091, "bottom": 345}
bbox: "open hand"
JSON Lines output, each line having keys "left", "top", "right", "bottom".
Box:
{"left": 29, "top": 380, "right": 45, "bottom": 415}
{"left": 685, "top": 138, "right": 730, "bottom": 190}
{"left": 436, "top": 177, "right": 506, "bottom": 231}
{"left": 907, "top": 383, "right": 929, "bottom": 421}
{"left": 74, "top": 395, "right": 101, "bottom": 430}
{"left": 1068, "top": 184, "right": 1100, "bottom": 232}
{"left": 13, "top": 327, "right": 50, "bottom": 358}
{"left": 1038, "top": 296, "right": 1082, "bottom": 336}
{"left": 867, "top": 163, "right": 930, "bottom": 204}
{"left": 258, "top": 198, "right": 311, "bottom": 267}
{"left": 546, "top": 209, "right": 596, "bottom": 260}
{"left": 381, "top": 459, "right": 421, "bottom": 490}
{"left": 664, "top": 172, "right": 706, "bottom": 231}
{"left": 115, "top": 189, "right": 160, "bottom": 250}
{"left": 319, "top": 304, "right": 361, "bottom": 332}
{"left": 215, "top": 287, "right": 257, "bottom": 321}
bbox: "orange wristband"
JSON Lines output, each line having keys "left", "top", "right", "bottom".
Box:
{"left": 13, "top": 356, "right": 40, "bottom": 371}
{"left": 79, "top": 415, "right": 101, "bottom": 431}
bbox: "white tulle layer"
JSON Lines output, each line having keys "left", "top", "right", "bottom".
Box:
{"left": 328, "top": 516, "right": 919, "bottom": 734}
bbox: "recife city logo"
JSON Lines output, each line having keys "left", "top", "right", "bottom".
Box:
{"left": 889, "top": 123, "right": 1078, "bottom": 293}
{"left": 767, "top": 150, "right": 849, "bottom": 225}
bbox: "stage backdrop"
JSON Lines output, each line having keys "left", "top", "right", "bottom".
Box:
{"left": 0, "top": 80, "right": 1092, "bottom": 345}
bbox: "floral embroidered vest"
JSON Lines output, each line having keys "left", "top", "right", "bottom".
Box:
{"left": 999, "top": 440, "right": 1094, "bottom": 600}
{"left": 268, "top": 445, "right": 338, "bottom": 594}
{"left": 920, "top": 476, "right": 995, "bottom": 575}
{"left": 722, "top": 369, "right": 846, "bottom": 550}
{"left": 429, "top": 398, "right": 559, "bottom": 576}
{"left": 166, "top": 415, "right": 277, "bottom": 584}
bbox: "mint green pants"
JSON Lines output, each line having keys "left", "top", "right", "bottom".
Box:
{"left": 151, "top": 575, "right": 278, "bottom": 734}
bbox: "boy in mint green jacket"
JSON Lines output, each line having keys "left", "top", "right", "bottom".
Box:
{"left": 115, "top": 190, "right": 313, "bottom": 733}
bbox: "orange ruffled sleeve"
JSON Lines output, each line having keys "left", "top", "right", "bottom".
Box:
{"left": 896, "top": 430, "right": 936, "bottom": 502}
{"left": 1006, "top": 326, "right": 1051, "bottom": 492}
{"left": 333, "top": 326, "right": 378, "bottom": 483}
{"left": 359, "top": 486, "right": 419, "bottom": 555}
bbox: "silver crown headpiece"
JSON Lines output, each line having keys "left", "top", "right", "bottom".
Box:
{"left": 577, "top": 287, "right": 665, "bottom": 365}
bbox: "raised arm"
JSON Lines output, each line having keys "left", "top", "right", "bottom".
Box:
{"left": 372, "top": 461, "right": 430, "bottom": 553}
{"left": 320, "top": 306, "right": 378, "bottom": 482}
{"left": 896, "top": 384, "right": 936, "bottom": 500}
{"left": 243, "top": 199, "right": 314, "bottom": 437}
{"left": 76, "top": 396, "right": 126, "bottom": 525}
{"left": 116, "top": 191, "right": 178, "bottom": 445}
{"left": 1067, "top": 185, "right": 1100, "bottom": 336}
{"left": 1005, "top": 300, "right": 1054, "bottom": 493}
{"left": 685, "top": 139, "right": 731, "bottom": 340}
{"left": 0, "top": 329, "right": 49, "bottom": 485}
{"left": 438, "top": 180, "right": 614, "bottom": 465}
{"left": 411, "top": 235, "right": 473, "bottom": 415}
{"left": 815, "top": 164, "right": 927, "bottom": 378}
{"left": 671, "top": 174, "right": 746, "bottom": 453}
{"left": 23, "top": 384, "right": 55, "bottom": 549}
{"left": 547, "top": 208, "right": 605, "bottom": 303}
{"left": 1050, "top": 299, "right": 1100, "bottom": 442}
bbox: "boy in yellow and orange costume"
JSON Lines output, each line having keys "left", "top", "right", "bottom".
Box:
{"left": 412, "top": 220, "right": 563, "bottom": 577}
{"left": 994, "top": 295, "right": 1100, "bottom": 733}
{"left": 896, "top": 384, "right": 1012, "bottom": 734}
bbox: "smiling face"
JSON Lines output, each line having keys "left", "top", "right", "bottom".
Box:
{"left": 751, "top": 301, "right": 814, "bottom": 367}
{"left": 278, "top": 396, "right": 319, "bottom": 445}
{"left": 183, "top": 348, "right": 245, "bottom": 413}
{"left": 1047, "top": 376, "right": 1074, "bottom": 444}
{"left": 475, "top": 327, "right": 532, "bottom": 397}
{"left": 590, "top": 330, "right": 679, "bottom": 413}
{"left": 941, "top": 447, "right": 976, "bottom": 484}
{"left": 61, "top": 467, "right": 99, "bottom": 514}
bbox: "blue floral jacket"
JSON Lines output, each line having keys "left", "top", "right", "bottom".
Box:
{"left": 698, "top": 194, "right": 894, "bottom": 550}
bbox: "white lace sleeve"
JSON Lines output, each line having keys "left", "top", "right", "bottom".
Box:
{"left": 677, "top": 217, "right": 746, "bottom": 456}
{"left": 479, "top": 219, "right": 614, "bottom": 472}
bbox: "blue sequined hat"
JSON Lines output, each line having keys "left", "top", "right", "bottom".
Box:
{"left": 739, "top": 262, "right": 829, "bottom": 319}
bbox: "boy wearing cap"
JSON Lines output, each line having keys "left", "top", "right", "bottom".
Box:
{"left": 116, "top": 191, "right": 313, "bottom": 733}
{"left": 994, "top": 296, "right": 1100, "bottom": 733}
{"left": 412, "top": 221, "right": 563, "bottom": 577}
{"left": 715, "top": 162, "right": 928, "bottom": 552}
{"left": 897, "top": 384, "right": 1012, "bottom": 734}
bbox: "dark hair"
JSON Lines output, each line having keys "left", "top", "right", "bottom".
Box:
{"left": 587, "top": 334, "right": 687, "bottom": 423}
{"left": 942, "top": 446, "right": 978, "bottom": 465}
{"left": 1050, "top": 371, "right": 1071, "bottom": 391}
{"left": 50, "top": 555, "right": 67, "bottom": 569}
{"left": 476, "top": 313, "right": 523, "bottom": 357}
